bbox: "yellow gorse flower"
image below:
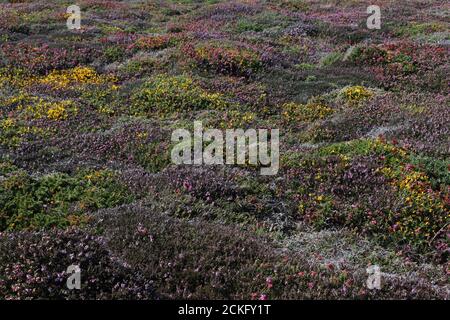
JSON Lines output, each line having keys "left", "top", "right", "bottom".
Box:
{"left": 17, "top": 97, "right": 76, "bottom": 121}
{"left": 282, "top": 102, "right": 333, "bottom": 122}
{"left": 47, "top": 104, "right": 67, "bottom": 120}
{"left": 1, "top": 118, "right": 15, "bottom": 129}
{"left": 342, "top": 86, "right": 373, "bottom": 103}
{"left": 40, "top": 67, "right": 115, "bottom": 89}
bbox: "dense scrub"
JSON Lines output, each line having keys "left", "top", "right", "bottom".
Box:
{"left": 0, "top": 0, "right": 448, "bottom": 299}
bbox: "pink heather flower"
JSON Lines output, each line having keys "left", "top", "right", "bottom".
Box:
{"left": 266, "top": 277, "right": 273, "bottom": 289}
{"left": 259, "top": 294, "right": 267, "bottom": 300}
{"left": 137, "top": 223, "right": 148, "bottom": 236}
{"left": 183, "top": 180, "right": 193, "bottom": 192}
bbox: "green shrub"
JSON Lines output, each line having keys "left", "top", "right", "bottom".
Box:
{"left": 103, "top": 45, "right": 125, "bottom": 63}
{"left": 183, "top": 42, "right": 263, "bottom": 77}
{"left": 282, "top": 102, "right": 333, "bottom": 123}
{"left": 0, "top": 168, "right": 134, "bottom": 231}
{"left": 349, "top": 46, "right": 388, "bottom": 65}
{"left": 135, "top": 141, "right": 171, "bottom": 173}
{"left": 340, "top": 86, "right": 373, "bottom": 104}
{"left": 80, "top": 85, "right": 120, "bottom": 115}
{"left": 320, "top": 52, "right": 343, "bottom": 67}
{"left": 234, "top": 18, "right": 264, "bottom": 33}
{"left": 131, "top": 74, "right": 228, "bottom": 115}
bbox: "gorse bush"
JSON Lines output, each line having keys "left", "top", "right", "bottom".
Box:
{"left": 341, "top": 86, "right": 373, "bottom": 104}
{"left": 394, "top": 22, "right": 446, "bottom": 37}
{"left": 217, "top": 110, "right": 256, "bottom": 129}
{"left": 282, "top": 102, "right": 333, "bottom": 123}
{"left": 0, "top": 68, "right": 32, "bottom": 88}
{"left": 287, "top": 139, "right": 449, "bottom": 260}
{"left": 39, "top": 66, "right": 116, "bottom": 89}
{"left": 103, "top": 45, "right": 126, "bottom": 63}
{"left": 2, "top": 92, "right": 76, "bottom": 120}
{"left": 0, "top": 92, "right": 78, "bottom": 148}
{"left": 0, "top": 167, "right": 134, "bottom": 231}
{"left": 22, "top": 99, "right": 77, "bottom": 121}
{"left": 0, "top": 118, "right": 48, "bottom": 148}
{"left": 0, "top": 0, "right": 448, "bottom": 300}
{"left": 131, "top": 74, "right": 228, "bottom": 115}
{"left": 80, "top": 85, "right": 120, "bottom": 115}
{"left": 0, "top": 66, "right": 116, "bottom": 91}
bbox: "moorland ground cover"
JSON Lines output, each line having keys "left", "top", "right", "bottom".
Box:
{"left": 0, "top": 0, "right": 448, "bottom": 299}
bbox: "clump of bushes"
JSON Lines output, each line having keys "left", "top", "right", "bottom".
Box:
{"left": 0, "top": 228, "right": 156, "bottom": 300}
{"left": 0, "top": 167, "right": 134, "bottom": 231}
{"left": 378, "top": 159, "right": 449, "bottom": 258}
{"left": 396, "top": 101, "right": 450, "bottom": 157}
{"left": 183, "top": 42, "right": 263, "bottom": 77}
{"left": 103, "top": 45, "right": 126, "bottom": 63}
{"left": 0, "top": 68, "right": 32, "bottom": 88}
{"left": 0, "top": 92, "right": 79, "bottom": 148}
{"left": 80, "top": 85, "right": 121, "bottom": 115}
{"left": 23, "top": 99, "right": 77, "bottom": 121}
{"left": 287, "top": 139, "right": 449, "bottom": 260}
{"left": 133, "top": 35, "right": 171, "bottom": 51}
{"left": 216, "top": 110, "right": 257, "bottom": 129}
{"left": 72, "top": 120, "right": 171, "bottom": 173}
{"left": 0, "top": 43, "right": 94, "bottom": 75}
{"left": 282, "top": 102, "right": 333, "bottom": 123}
{"left": 163, "top": 166, "right": 241, "bottom": 203}
{"left": 131, "top": 74, "right": 228, "bottom": 115}
{"left": 349, "top": 43, "right": 448, "bottom": 92}
{"left": 95, "top": 205, "right": 444, "bottom": 299}
{"left": 117, "top": 57, "right": 156, "bottom": 79}
{"left": 3, "top": 92, "right": 78, "bottom": 121}
{"left": 39, "top": 66, "right": 116, "bottom": 90}
{"left": 394, "top": 22, "right": 447, "bottom": 37}
{"left": 341, "top": 86, "right": 373, "bottom": 104}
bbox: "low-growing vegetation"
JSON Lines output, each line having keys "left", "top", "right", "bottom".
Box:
{"left": 0, "top": 0, "right": 448, "bottom": 300}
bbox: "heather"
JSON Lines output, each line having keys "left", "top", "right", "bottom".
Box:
{"left": 0, "top": 0, "right": 448, "bottom": 300}
{"left": 0, "top": 228, "right": 156, "bottom": 300}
